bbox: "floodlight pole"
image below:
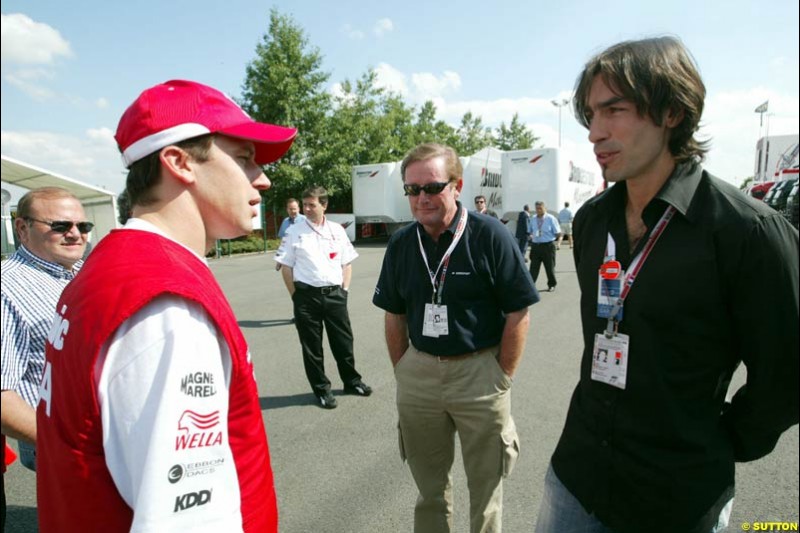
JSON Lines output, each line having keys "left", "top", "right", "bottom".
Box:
{"left": 551, "top": 98, "right": 570, "bottom": 147}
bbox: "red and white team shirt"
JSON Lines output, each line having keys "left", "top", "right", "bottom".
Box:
{"left": 36, "top": 222, "right": 277, "bottom": 533}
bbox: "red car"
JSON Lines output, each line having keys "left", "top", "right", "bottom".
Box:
{"left": 749, "top": 181, "right": 776, "bottom": 200}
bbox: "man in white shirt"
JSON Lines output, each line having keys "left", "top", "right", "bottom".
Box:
{"left": 275, "top": 186, "right": 371, "bottom": 409}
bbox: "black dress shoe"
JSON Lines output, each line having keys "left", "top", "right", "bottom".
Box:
{"left": 344, "top": 381, "right": 373, "bottom": 397}
{"left": 317, "top": 391, "right": 338, "bottom": 409}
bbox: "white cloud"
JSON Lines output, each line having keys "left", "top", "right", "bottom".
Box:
{"left": 1, "top": 13, "right": 73, "bottom": 65}
{"left": 95, "top": 97, "right": 110, "bottom": 109}
{"left": 411, "top": 70, "right": 461, "bottom": 100}
{"left": 373, "top": 63, "right": 409, "bottom": 96}
{"left": 373, "top": 63, "right": 463, "bottom": 103}
{"left": 702, "top": 88, "right": 799, "bottom": 184}
{"left": 1, "top": 129, "right": 126, "bottom": 193}
{"left": 365, "top": 63, "right": 800, "bottom": 186}
{"left": 340, "top": 24, "right": 364, "bottom": 40}
{"left": 342, "top": 18, "right": 394, "bottom": 40}
{"left": 4, "top": 73, "right": 55, "bottom": 101}
{"left": 373, "top": 18, "right": 394, "bottom": 37}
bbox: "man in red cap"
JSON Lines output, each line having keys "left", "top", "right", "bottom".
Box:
{"left": 35, "top": 80, "right": 296, "bottom": 533}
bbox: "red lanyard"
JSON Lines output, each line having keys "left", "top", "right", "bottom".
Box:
{"left": 605, "top": 205, "right": 676, "bottom": 336}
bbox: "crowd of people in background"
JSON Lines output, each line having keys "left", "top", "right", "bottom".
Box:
{"left": 2, "top": 35, "right": 798, "bottom": 533}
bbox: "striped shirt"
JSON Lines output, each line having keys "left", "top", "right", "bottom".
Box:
{"left": 1, "top": 245, "right": 82, "bottom": 406}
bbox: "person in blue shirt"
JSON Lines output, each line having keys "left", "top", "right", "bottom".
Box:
{"left": 2, "top": 187, "right": 90, "bottom": 471}
{"left": 529, "top": 200, "right": 561, "bottom": 291}
{"left": 557, "top": 201, "right": 574, "bottom": 250}
{"left": 275, "top": 198, "right": 306, "bottom": 272}
{"left": 277, "top": 198, "right": 305, "bottom": 239}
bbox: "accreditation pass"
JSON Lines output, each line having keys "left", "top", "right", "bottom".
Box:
{"left": 591, "top": 332, "right": 629, "bottom": 390}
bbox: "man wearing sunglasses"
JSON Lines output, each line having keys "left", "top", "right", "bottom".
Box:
{"left": 2, "top": 186, "right": 90, "bottom": 473}
{"left": 374, "top": 143, "right": 539, "bottom": 532}
{"left": 35, "top": 80, "right": 296, "bottom": 533}
{"left": 473, "top": 195, "right": 498, "bottom": 218}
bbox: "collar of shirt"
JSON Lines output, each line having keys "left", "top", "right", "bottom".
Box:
{"left": 122, "top": 218, "right": 208, "bottom": 264}
{"left": 587, "top": 162, "right": 702, "bottom": 220}
{"left": 416, "top": 201, "right": 464, "bottom": 264}
{"left": 653, "top": 161, "right": 703, "bottom": 222}
{"left": 16, "top": 245, "right": 82, "bottom": 280}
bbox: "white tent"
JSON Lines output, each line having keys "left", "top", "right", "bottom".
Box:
{"left": 1, "top": 155, "right": 119, "bottom": 254}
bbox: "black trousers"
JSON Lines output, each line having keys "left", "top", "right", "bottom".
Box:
{"left": 293, "top": 284, "right": 362, "bottom": 396}
{"left": 516, "top": 236, "right": 529, "bottom": 257}
{"left": 530, "top": 241, "right": 557, "bottom": 288}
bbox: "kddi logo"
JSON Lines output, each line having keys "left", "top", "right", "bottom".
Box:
{"left": 174, "top": 489, "right": 212, "bottom": 513}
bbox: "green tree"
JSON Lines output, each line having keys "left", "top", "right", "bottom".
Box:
{"left": 311, "top": 69, "right": 418, "bottom": 208}
{"left": 413, "top": 101, "right": 457, "bottom": 147}
{"left": 239, "top": 9, "right": 331, "bottom": 204}
{"left": 329, "top": 70, "right": 416, "bottom": 166}
{"left": 494, "top": 113, "right": 539, "bottom": 150}
{"left": 452, "top": 111, "right": 494, "bottom": 155}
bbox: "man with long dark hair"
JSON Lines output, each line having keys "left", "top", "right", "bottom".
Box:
{"left": 537, "top": 36, "right": 799, "bottom": 533}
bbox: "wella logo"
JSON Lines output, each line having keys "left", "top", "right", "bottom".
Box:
{"left": 175, "top": 410, "right": 223, "bottom": 450}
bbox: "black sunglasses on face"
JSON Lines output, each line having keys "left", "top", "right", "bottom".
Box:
{"left": 403, "top": 182, "right": 450, "bottom": 196}
{"left": 26, "top": 217, "right": 94, "bottom": 234}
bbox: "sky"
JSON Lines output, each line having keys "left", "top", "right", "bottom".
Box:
{"left": 2, "top": 0, "right": 798, "bottom": 198}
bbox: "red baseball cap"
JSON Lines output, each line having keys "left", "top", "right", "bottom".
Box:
{"left": 115, "top": 79, "right": 297, "bottom": 167}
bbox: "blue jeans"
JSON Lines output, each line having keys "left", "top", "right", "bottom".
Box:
{"left": 17, "top": 439, "right": 36, "bottom": 471}
{"left": 535, "top": 464, "right": 732, "bottom": 533}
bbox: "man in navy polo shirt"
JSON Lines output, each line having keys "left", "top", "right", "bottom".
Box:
{"left": 373, "top": 143, "right": 539, "bottom": 533}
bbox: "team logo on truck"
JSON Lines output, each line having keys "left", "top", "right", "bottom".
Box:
{"left": 479, "top": 167, "right": 502, "bottom": 188}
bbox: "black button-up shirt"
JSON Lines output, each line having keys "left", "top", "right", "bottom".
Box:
{"left": 373, "top": 203, "right": 539, "bottom": 355}
{"left": 552, "top": 163, "right": 799, "bottom": 533}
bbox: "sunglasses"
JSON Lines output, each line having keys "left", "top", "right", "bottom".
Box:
{"left": 403, "top": 182, "right": 450, "bottom": 196}
{"left": 26, "top": 217, "right": 94, "bottom": 234}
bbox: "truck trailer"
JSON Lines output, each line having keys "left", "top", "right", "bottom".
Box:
{"left": 351, "top": 146, "right": 599, "bottom": 240}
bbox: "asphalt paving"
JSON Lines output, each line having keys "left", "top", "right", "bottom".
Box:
{"left": 4, "top": 244, "right": 798, "bottom": 532}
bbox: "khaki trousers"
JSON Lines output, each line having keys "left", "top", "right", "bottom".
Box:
{"left": 395, "top": 344, "right": 519, "bottom": 533}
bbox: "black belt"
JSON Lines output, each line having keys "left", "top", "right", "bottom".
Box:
{"left": 430, "top": 345, "right": 499, "bottom": 362}
{"left": 294, "top": 282, "right": 340, "bottom": 295}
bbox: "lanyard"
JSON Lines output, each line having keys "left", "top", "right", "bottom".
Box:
{"left": 604, "top": 205, "right": 676, "bottom": 337}
{"left": 305, "top": 218, "right": 336, "bottom": 241}
{"left": 416, "top": 207, "right": 469, "bottom": 304}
